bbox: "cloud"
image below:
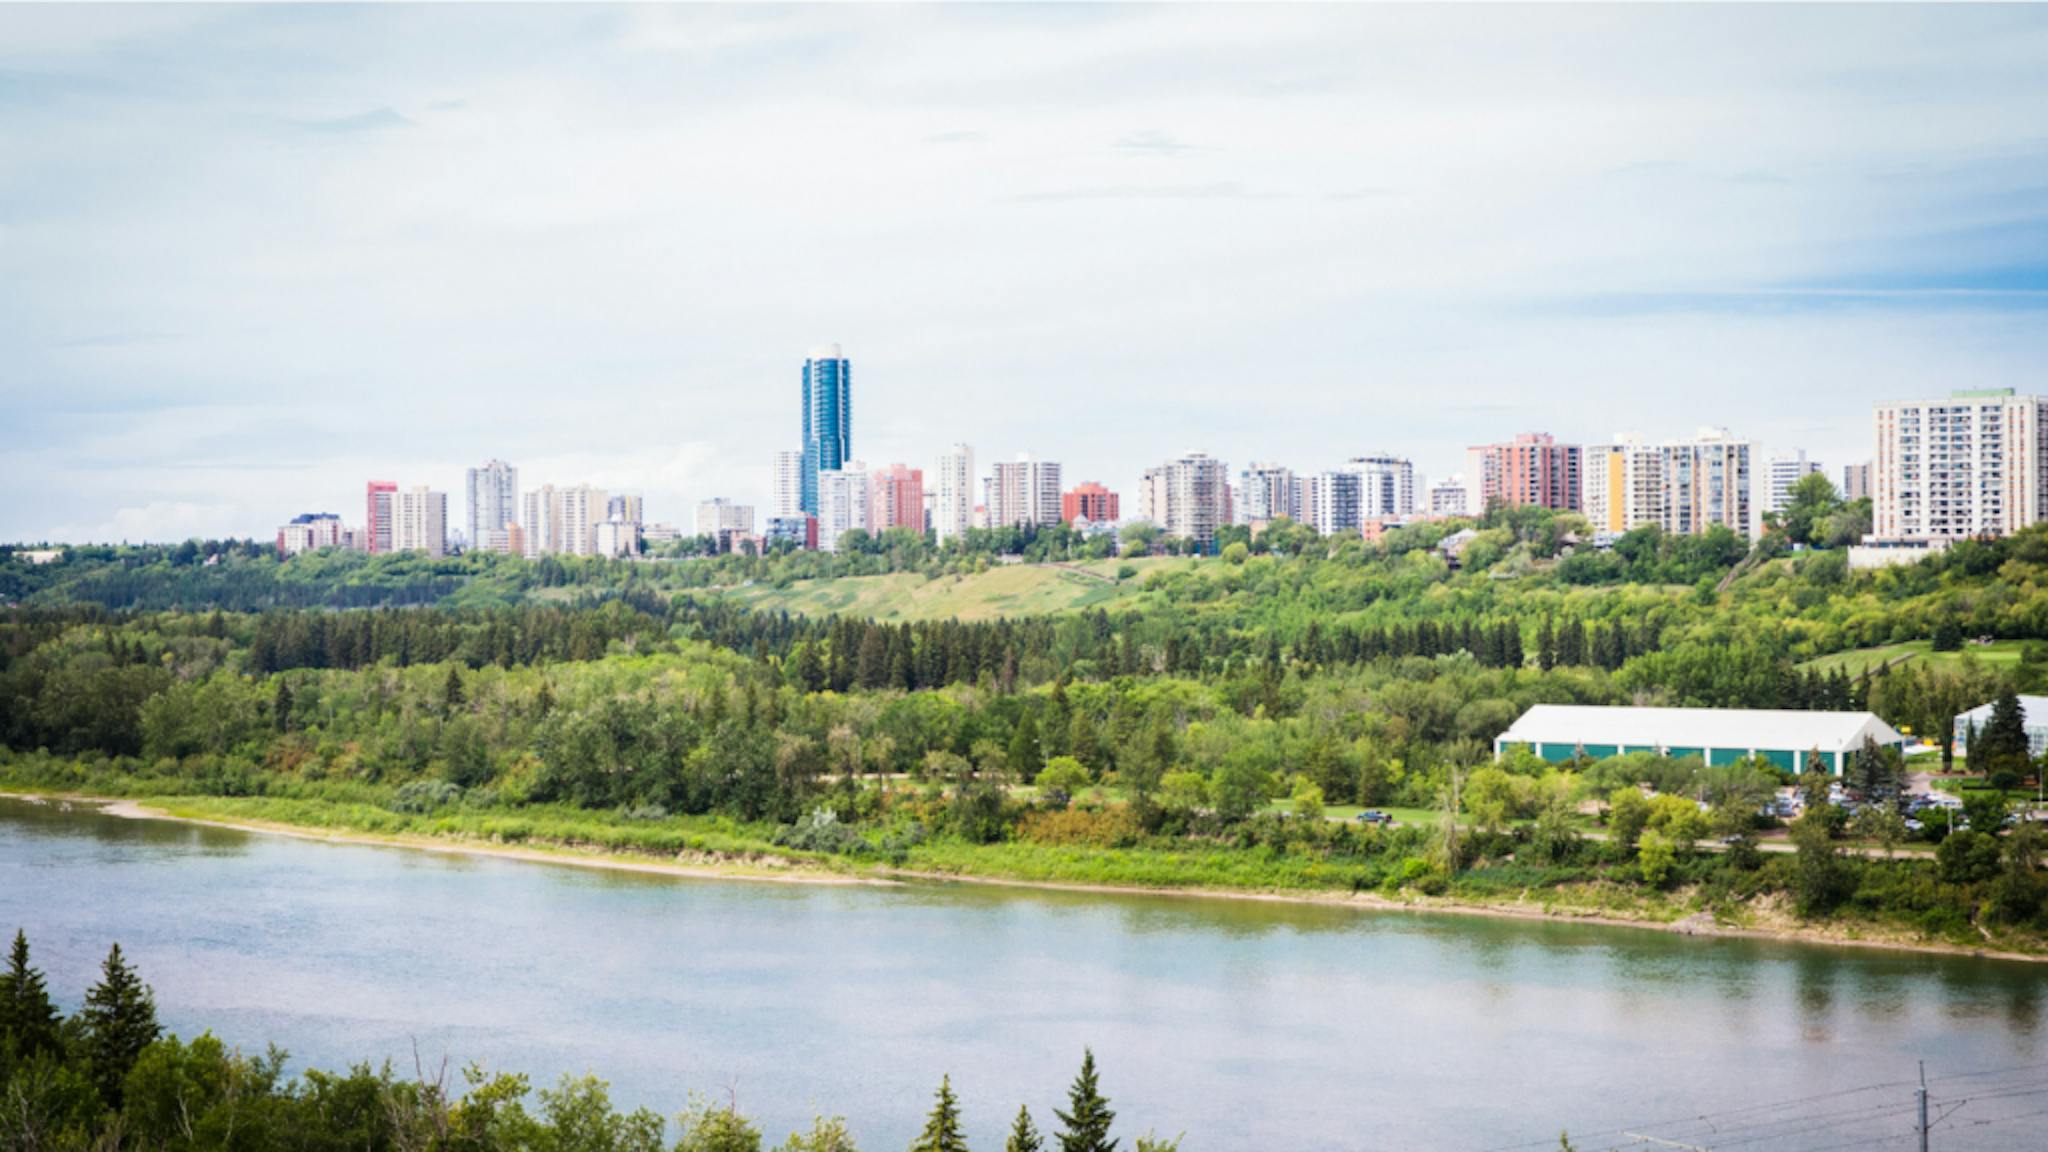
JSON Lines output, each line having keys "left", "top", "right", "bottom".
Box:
{"left": 5, "top": 5, "right": 2048, "bottom": 540}
{"left": 293, "top": 106, "right": 413, "bottom": 134}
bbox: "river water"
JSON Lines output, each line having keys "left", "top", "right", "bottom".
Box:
{"left": 7, "top": 796, "right": 2045, "bottom": 1150}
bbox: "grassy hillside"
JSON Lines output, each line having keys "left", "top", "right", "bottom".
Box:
{"left": 726, "top": 557, "right": 1196, "bottom": 621}
{"left": 1801, "top": 639, "right": 2030, "bottom": 676}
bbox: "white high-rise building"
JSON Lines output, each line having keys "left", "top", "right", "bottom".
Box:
{"left": 465, "top": 460, "right": 518, "bottom": 554}
{"left": 1347, "top": 455, "right": 1418, "bottom": 519}
{"left": 1583, "top": 435, "right": 1665, "bottom": 535}
{"left": 391, "top": 487, "right": 448, "bottom": 557}
{"left": 1876, "top": 389, "right": 2048, "bottom": 541}
{"left": 1428, "top": 475, "right": 1473, "bottom": 518}
{"left": 520, "top": 484, "right": 606, "bottom": 556}
{"left": 1139, "top": 452, "right": 1231, "bottom": 550}
{"left": 816, "top": 463, "right": 871, "bottom": 552}
{"left": 934, "top": 443, "right": 975, "bottom": 544}
{"left": 771, "top": 450, "right": 804, "bottom": 519}
{"left": 1584, "top": 430, "right": 1755, "bottom": 538}
{"left": 695, "top": 498, "right": 755, "bottom": 537}
{"left": 988, "top": 454, "right": 1063, "bottom": 529}
{"left": 595, "top": 516, "right": 640, "bottom": 559}
{"left": 1238, "top": 462, "right": 1299, "bottom": 524}
{"left": 1765, "top": 450, "right": 1823, "bottom": 515}
{"left": 1302, "top": 471, "right": 1362, "bottom": 536}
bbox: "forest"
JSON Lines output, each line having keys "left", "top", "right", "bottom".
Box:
{"left": 4, "top": 502, "right": 2048, "bottom": 952}
{"left": 0, "top": 929, "right": 1159, "bottom": 1152}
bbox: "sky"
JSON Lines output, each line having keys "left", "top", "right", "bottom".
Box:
{"left": 3, "top": 4, "right": 2048, "bottom": 543}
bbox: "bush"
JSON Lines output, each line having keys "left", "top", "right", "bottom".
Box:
{"left": 1016, "top": 808, "right": 1142, "bottom": 848}
{"left": 389, "top": 779, "right": 460, "bottom": 813}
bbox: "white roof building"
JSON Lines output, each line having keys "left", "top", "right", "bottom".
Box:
{"left": 1954, "top": 696, "right": 2048, "bottom": 759}
{"left": 1494, "top": 704, "right": 1906, "bottom": 775}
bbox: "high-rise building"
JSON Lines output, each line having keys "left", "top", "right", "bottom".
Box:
{"left": 520, "top": 484, "right": 606, "bottom": 556}
{"left": 365, "top": 481, "right": 397, "bottom": 554}
{"left": 1875, "top": 389, "right": 2048, "bottom": 541}
{"left": 816, "top": 463, "right": 870, "bottom": 552}
{"left": 606, "top": 494, "right": 644, "bottom": 526}
{"left": 800, "top": 344, "right": 851, "bottom": 515}
{"left": 465, "top": 460, "right": 518, "bottom": 553}
{"left": 1348, "top": 455, "right": 1418, "bottom": 518}
{"left": 276, "top": 513, "right": 345, "bottom": 558}
{"left": 1765, "top": 450, "right": 1823, "bottom": 515}
{"left": 868, "top": 464, "right": 925, "bottom": 534}
{"left": 1468, "top": 433, "right": 1582, "bottom": 514}
{"left": 934, "top": 443, "right": 975, "bottom": 544}
{"left": 771, "top": 450, "right": 804, "bottom": 518}
{"left": 695, "top": 498, "right": 755, "bottom": 538}
{"left": 391, "top": 487, "right": 448, "bottom": 557}
{"left": 1428, "top": 475, "right": 1473, "bottom": 518}
{"left": 1583, "top": 436, "right": 1664, "bottom": 535}
{"left": 988, "top": 455, "right": 1063, "bottom": 529}
{"left": 1584, "top": 430, "right": 1755, "bottom": 538}
{"left": 1303, "top": 471, "right": 1363, "bottom": 536}
{"left": 1841, "top": 461, "right": 1873, "bottom": 503}
{"left": 1237, "top": 462, "right": 1298, "bottom": 524}
{"left": 1062, "top": 482, "right": 1120, "bottom": 525}
{"left": 595, "top": 516, "right": 640, "bottom": 559}
{"left": 1139, "top": 452, "right": 1230, "bottom": 550}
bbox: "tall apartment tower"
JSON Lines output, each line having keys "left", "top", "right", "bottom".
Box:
{"left": 1468, "top": 433, "right": 1582, "bottom": 514}
{"left": 800, "top": 344, "right": 851, "bottom": 515}
{"left": 695, "top": 498, "right": 755, "bottom": 538}
{"left": 1840, "top": 461, "right": 1873, "bottom": 503}
{"left": 365, "top": 481, "right": 398, "bottom": 554}
{"left": 1062, "top": 482, "right": 1120, "bottom": 524}
{"left": 771, "top": 450, "right": 804, "bottom": 518}
{"left": 816, "top": 463, "right": 871, "bottom": 552}
{"left": 391, "top": 487, "right": 448, "bottom": 557}
{"left": 1663, "top": 428, "right": 1754, "bottom": 538}
{"left": 1237, "top": 462, "right": 1299, "bottom": 524}
{"left": 1582, "top": 436, "right": 1664, "bottom": 535}
{"left": 1765, "top": 450, "right": 1823, "bottom": 515}
{"left": 1139, "top": 452, "right": 1231, "bottom": 551}
{"left": 988, "top": 455, "right": 1063, "bottom": 529}
{"left": 1348, "top": 455, "right": 1418, "bottom": 518}
{"left": 934, "top": 443, "right": 975, "bottom": 544}
{"left": 1304, "top": 471, "right": 1363, "bottom": 536}
{"left": 466, "top": 460, "right": 519, "bottom": 552}
{"left": 1875, "top": 389, "right": 2048, "bottom": 541}
{"left": 868, "top": 464, "right": 925, "bottom": 534}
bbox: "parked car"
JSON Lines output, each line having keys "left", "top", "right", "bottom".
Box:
{"left": 1356, "top": 810, "right": 1394, "bottom": 826}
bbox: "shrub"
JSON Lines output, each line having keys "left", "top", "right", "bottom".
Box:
{"left": 389, "top": 779, "right": 460, "bottom": 813}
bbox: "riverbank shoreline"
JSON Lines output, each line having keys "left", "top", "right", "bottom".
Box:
{"left": 6, "top": 790, "right": 2042, "bottom": 965}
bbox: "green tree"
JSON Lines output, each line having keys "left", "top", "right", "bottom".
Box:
{"left": 1607, "top": 787, "right": 1651, "bottom": 852}
{"left": 677, "top": 1095, "right": 764, "bottom": 1152}
{"left": 1008, "top": 712, "right": 1043, "bottom": 784}
{"left": 1006, "top": 1106, "right": 1044, "bottom": 1152}
{"left": 443, "top": 664, "right": 467, "bottom": 716}
{"left": 82, "top": 942, "right": 160, "bottom": 1107}
{"left": 0, "top": 929, "right": 63, "bottom": 1061}
{"left": 1055, "top": 1050, "right": 1116, "bottom": 1152}
{"left": 780, "top": 1116, "right": 861, "bottom": 1152}
{"left": 911, "top": 1076, "right": 968, "bottom": 1152}
{"left": 1976, "top": 689, "right": 2031, "bottom": 778}
{"left": 1789, "top": 808, "right": 1854, "bottom": 915}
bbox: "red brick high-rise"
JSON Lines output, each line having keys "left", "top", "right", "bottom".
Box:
{"left": 1468, "top": 433, "right": 1581, "bottom": 514}
{"left": 1061, "top": 481, "right": 1120, "bottom": 524}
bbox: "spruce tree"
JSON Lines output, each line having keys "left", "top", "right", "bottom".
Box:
{"left": 1979, "top": 689, "right": 2031, "bottom": 776}
{"left": 443, "top": 664, "right": 466, "bottom": 716}
{"left": 1054, "top": 1050, "right": 1116, "bottom": 1152}
{"left": 82, "top": 942, "right": 159, "bottom": 1107}
{"left": 0, "top": 929, "right": 63, "bottom": 1061}
{"left": 1006, "top": 1105, "right": 1044, "bottom": 1152}
{"left": 911, "top": 1075, "right": 969, "bottom": 1152}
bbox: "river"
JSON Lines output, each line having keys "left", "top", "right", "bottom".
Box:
{"left": 6, "top": 796, "right": 2045, "bottom": 1150}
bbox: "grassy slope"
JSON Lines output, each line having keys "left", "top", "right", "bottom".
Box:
{"left": 726, "top": 557, "right": 1196, "bottom": 621}
{"left": 1801, "top": 639, "right": 2028, "bottom": 676}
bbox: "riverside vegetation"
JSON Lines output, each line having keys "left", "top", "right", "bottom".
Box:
{"left": 0, "top": 929, "right": 1165, "bottom": 1152}
{"left": 5, "top": 479, "right": 2048, "bottom": 953}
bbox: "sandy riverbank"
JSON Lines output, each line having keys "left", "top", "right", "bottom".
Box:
{"left": 7, "top": 791, "right": 2042, "bottom": 965}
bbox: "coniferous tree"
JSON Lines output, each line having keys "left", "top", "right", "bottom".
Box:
{"left": 911, "top": 1075, "right": 969, "bottom": 1152}
{"left": 443, "top": 664, "right": 466, "bottom": 716}
{"left": 1978, "top": 688, "right": 2031, "bottom": 776}
{"left": 82, "top": 942, "right": 159, "bottom": 1107}
{"left": 1055, "top": 1050, "right": 1116, "bottom": 1152}
{"left": 0, "top": 929, "right": 63, "bottom": 1061}
{"left": 1006, "top": 1105, "right": 1044, "bottom": 1152}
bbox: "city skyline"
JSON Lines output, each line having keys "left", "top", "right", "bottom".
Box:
{"left": 5, "top": 5, "right": 2048, "bottom": 542}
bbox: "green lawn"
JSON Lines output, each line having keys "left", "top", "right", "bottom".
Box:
{"left": 725, "top": 557, "right": 1197, "bottom": 622}
{"left": 1802, "top": 639, "right": 2030, "bottom": 676}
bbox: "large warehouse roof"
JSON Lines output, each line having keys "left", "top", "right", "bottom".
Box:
{"left": 1497, "top": 704, "right": 1905, "bottom": 753}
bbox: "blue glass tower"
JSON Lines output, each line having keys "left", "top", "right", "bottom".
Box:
{"left": 800, "top": 344, "right": 851, "bottom": 515}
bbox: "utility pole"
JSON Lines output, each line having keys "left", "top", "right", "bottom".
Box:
{"left": 1917, "top": 1060, "right": 1930, "bottom": 1152}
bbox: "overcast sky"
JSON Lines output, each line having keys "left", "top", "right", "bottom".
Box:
{"left": 4, "top": 5, "right": 2047, "bottom": 543}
